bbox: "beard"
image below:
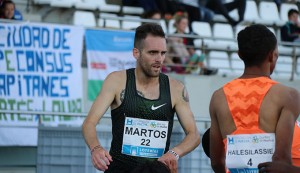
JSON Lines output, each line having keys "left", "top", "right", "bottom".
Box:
{"left": 138, "top": 56, "right": 161, "bottom": 78}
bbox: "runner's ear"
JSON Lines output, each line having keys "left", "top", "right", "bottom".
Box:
{"left": 133, "top": 48, "right": 140, "bottom": 60}
{"left": 202, "top": 128, "right": 210, "bottom": 158}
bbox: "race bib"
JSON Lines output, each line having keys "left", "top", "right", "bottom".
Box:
{"left": 226, "top": 133, "right": 275, "bottom": 173}
{"left": 122, "top": 117, "right": 169, "bottom": 158}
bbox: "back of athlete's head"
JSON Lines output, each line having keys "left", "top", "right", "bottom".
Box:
{"left": 131, "top": 160, "right": 170, "bottom": 173}
{"left": 134, "top": 23, "right": 165, "bottom": 50}
{"left": 237, "top": 24, "right": 277, "bottom": 67}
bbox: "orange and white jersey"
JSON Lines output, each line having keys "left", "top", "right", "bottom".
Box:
{"left": 292, "top": 120, "right": 300, "bottom": 167}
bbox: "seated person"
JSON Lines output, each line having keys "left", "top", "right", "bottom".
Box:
{"left": 0, "top": 0, "right": 15, "bottom": 19}
{"left": 203, "top": 0, "right": 246, "bottom": 27}
{"left": 167, "top": 12, "right": 217, "bottom": 75}
{"left": 280, "top": 9, "right": 300, "bottom": 43}
{"left": 142, "top": 10, "right": 162, "bottom": 20}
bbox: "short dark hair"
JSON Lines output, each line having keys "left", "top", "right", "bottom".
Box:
{"left": 237, "top": 24, "right": 277, "bottom": 67}
{"left": 134, "top": 23, "right": 165, "bottom": 50}
{"left": 131, "top": 160, "right": 170, "bottom": 173}
{"left": 288, "top": 9, "right": 299, "bottom": 17}
{"left": 1, "top": 0, "right": 15, "bottom": 9}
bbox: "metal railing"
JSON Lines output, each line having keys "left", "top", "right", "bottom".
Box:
{"left": 0, "top": 110, "right": 211, "bottom": 123}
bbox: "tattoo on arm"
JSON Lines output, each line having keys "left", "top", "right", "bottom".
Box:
{"left": 120, "top": 89, "right": 125, "bottom": 102}
{"left": 137, "top": 90, "right": 145, "bottom": 97}
{"left": 182, "top": 86, "right": 189, "bottom": 102}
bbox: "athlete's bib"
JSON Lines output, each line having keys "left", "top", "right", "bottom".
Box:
{"left": 122, "top": 117, "right": 169, "bottom": 158}
{"left": 226, "top": 133, "right": 275, "bottom": 173}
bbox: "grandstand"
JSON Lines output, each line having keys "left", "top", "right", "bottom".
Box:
{"left": 1, "top": 0, "right": 300, "bottom": 173}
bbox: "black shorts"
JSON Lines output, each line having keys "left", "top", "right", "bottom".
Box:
{"left": 104, "top": 158, "right": 136, "bottom": 173}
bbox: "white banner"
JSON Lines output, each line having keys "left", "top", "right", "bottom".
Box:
{"left": 0, "top": 22, "right": 84, "bottom": 145}
{"left": 85, "top": 29, "right": 136, "bottom": 101}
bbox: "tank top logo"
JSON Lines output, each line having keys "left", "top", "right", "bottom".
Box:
{"left": 151, "top": 103, "right": 167, "bottom": 110}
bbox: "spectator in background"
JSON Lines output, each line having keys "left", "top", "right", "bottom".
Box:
{"left": 167, "top": 12, "right": 217, "bottom": 75}
{"left": 167, "top": 12, "right": 192, "bottom": 67}
{"left": 167, "top": 12, "right": 202, "bottom": 74}
{"left": 177, "top": 0, "right": 202, "bottom": 32}
{"left": 203, "top": 0, "right": 246, "bottom": 27}
{"left": 141, "top": 10, "right": 161, "bottom": 20}
{"left": 155, "top": 0, "right": 179, "bottom": 21}
{"left": 0, "top": 0, "right": 21, "bottom": 20}
{"left": 280, "top": 9, "right": 300, "bottom": 43}
{"left": 0, "top": 0, "right": 15, "bottom": 19}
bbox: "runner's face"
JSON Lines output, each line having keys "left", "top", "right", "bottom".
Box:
{"left": 136, "top": 35, "right": 167, "bottom": 77}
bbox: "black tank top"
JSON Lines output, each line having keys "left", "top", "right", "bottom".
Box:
{"left": 109, "top": 68, "right": 175, "bottom": 167}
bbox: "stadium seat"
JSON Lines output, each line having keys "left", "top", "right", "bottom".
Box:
{"left": 207, "top": 51, "right": 232, "bottom": 75}
{"left": 234, "top": 24, "right": 246, "bottom": 39}
{"left": 160, "top": 20, "right": 168, "bottom": 34}
{"left": 98, "top": 13, "right": 120, "bottom": 28}
{"left": 51, "top": 0, "right": 80, "bottom": 8}
{"left": 73, "top": 10, "right": 96, "bottom": 27}
{"left": 258, "top": 1, "right": 284, "bottom": 26}
{"left": 192, "top": 21, "right": 214, "bottom": 48}
{"left": 33, "top": 0, "right": 51, "bottom": 4}
{"left": 122, "top": 6, "right": 144, "bottom": 15}
{"left": 122, "top": 15, "right": 141, "bottom": 30}
{"left": 231, "top": 52, "right": 244, "bottom": 75}
{"left": 211, "top": 23, "right": 237, "bottom": 51}
{"left": 244, "top": 0, "right": 260, "bottom": 23}
{"left": 280, "top": 3, "right": 298, "bottom": 21}
{"left": 98, "top": 13, "right": 117, "bottom": 27}
{"left": 75, "top": 0, "right": 101, "bottom": 10}
{"left": 278, "top": 45, "right": 294, "bottom": 56}
{"left": 273, "top": 55, "right": 293, "bottom": 77}
{"left": 99, "top": 0, "right": 121, "bottom": 13}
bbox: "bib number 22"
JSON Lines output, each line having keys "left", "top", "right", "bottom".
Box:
{"left": 141, "top": 139, "right": 150, "bottom": 146}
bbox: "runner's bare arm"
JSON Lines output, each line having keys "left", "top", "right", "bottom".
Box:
{"left": 210, "top": 90, "right": 226, "bottom": 173}
{"left": 272, "top": 87, "right": 300, "bottom": 163}
{"left": 82, "top": 71, "right": 124, "bottom": 170}
{"left": 82, "top": 71, "right": 122, "bottom": 149}
{"left": 158, "top": 79, "right": 200, "bottom": 170}
{"left": 169, "top": 79, "right": 200, "bottom": 157}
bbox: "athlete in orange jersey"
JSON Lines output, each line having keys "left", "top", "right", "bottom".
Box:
{"left": 209, "top": 24, "right": 300, "bottom": 173}
{"left": 292, "top": 121, "right": 300, "bottom": 167}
